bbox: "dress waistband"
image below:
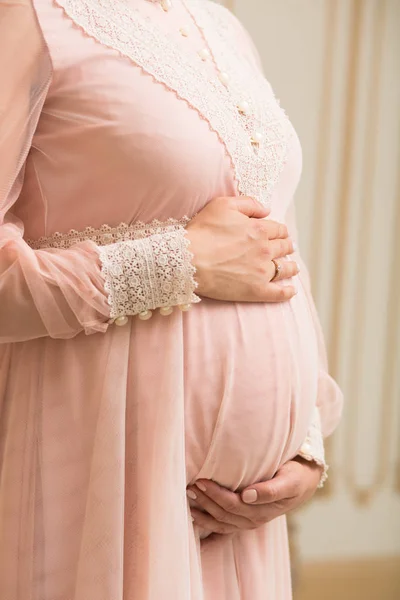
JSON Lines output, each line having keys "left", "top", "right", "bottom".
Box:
{"left": 26, "top": 217, "right": 190, "bottom": 250}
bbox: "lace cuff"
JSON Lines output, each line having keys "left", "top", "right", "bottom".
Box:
{"left": 98, "top": 228, "right": 200, "bottom": 322}
{"left": 297, "top": 407, "right": 328, "bottom": 488}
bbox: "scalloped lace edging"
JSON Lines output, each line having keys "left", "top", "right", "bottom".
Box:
{"left": 26, "top": 217, "right": 190, "bottom": 249}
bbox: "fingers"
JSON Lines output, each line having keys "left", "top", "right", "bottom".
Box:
{"left": 192, "top": 479, "right": 285, "bottom": 524}
{"left": 194, "top": 480, "right": 246, "bottom": 516}
{"left": 241, "top": 464, "right": 302, "bottom": 506}
{"left": 270, "top": 259, "right": 300, "bottom": 283}
{"left": 228, "top": 196, "right": 270, "bottom": 219}
{"left": 190, "top": 507, "right": 239, "bottom": 536}
{"left": 191, "top": 481, "right": 296, "bottom": 529}
{"left": 187, "top": 485, "right": 252, "bottom": 529}
{"left": 252, "top": 219, "right": 289, "bottom": 240}
{"left": 268, "top": 238, "right": 295, "bottom": 259}
{"left": 262, "top": 283, "right": 298, "bottom": 303}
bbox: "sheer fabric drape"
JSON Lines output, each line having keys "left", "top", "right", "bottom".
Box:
{"left": 0, "top": 0, "right": 109, "bottom": 342}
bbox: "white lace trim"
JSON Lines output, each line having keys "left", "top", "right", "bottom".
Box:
{"left": 26, "top": 217, "right": 190, "bottom": 249}
{"left": 187, "top": 0, "right": 294, "bottom": 204}
{"left": 99, "top": 228, "right": 200, "bottom": 319}
{"left": 53, "top": 0, "right": 293, "bottom": 206}
{"left": 297, "top": 407, "right": 328, "bottom": 488}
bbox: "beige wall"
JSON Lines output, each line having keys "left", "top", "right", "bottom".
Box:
{"left": 222, "top": 0, "right": 400, "bottom": 561}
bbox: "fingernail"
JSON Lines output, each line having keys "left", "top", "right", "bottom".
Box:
{"left": 296, "top": 262, "right": 301, "bottom": 273}
{"left": 242, "top": 489, "right": 258, "bottom": 504}
{"left": 187, "top": 489, "right": 197, "bottom": 500}
{"left": 195, "top": 481, "right": 207, "bottom": 492}
{"left": 191, "top": 516, "right": 195, "bottom": 522}
{"left": 293, "top": 242, "right": 298, "bottom": 252}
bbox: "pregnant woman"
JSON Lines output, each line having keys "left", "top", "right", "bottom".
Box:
{"left": 0, "top": 0, "right": 343, "bottom": 598}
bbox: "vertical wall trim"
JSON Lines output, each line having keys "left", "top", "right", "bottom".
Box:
{"left": 345, "top": 0, "right": 390, "bottom": 503}
{"left": 387, "top": 138, "right": 400, "bottom": 495}
{"left": 309, "top": 0, "right": 338, "bottom": 293}
{"left": 329, "top": 0, "right": 365, "bottom": 377}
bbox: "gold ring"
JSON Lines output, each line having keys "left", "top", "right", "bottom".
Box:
{"left": 271, "top": 259, "right": 282, "bottom": 282}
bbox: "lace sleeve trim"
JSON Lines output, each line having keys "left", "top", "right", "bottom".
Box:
{"left": 98, "top": 227, "right": 200, "bottom": 319}
{"left": 297, "top": 407, "right": 328, "bottom": 488}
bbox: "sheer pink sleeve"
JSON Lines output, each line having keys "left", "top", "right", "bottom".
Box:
{"left": 286, "top": 203, "right": 344, "bottom": 439}
{"left": 0, "top": 0, "right": 198, "bottom": 343}
{"left": 0, "top": 0, "right": 111, "bottom": 342}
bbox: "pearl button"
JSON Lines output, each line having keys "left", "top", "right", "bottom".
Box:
{"left": 180, "top": 27, "right": 189, "bottom": 37}
{"left": 218, "top": 71, "right": 230, "bottom": 86}
{"left": 160, "top": 306, "right": 174, "bottom": 316}
{"left": 138, "top": 310, "right": 153, "bottom": 321}
{"left": 251, "top": 131, "right": 263, "bottom": 145}
{"left": 198, "top": 48, "right": 211, "bottom": 61}
{"left": 237, "top": 100, "right": 250, "bottom": 115}
{"left": 161, "top": 0, "right": 172, "bottom": 11}
{"left": 300, "top": 442, "right": 312, "bottom": 455}
{"left": 178, "top": 303, "right": 192, "bottom": 312}
{"left": 115, "top": 316, "right": 129, "bottom": 327}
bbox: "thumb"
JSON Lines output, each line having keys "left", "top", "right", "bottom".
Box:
{"left": 229, "top": 196, "right": 270, "bottom": 219}
{"left": 241, "top": 471, "right": 293, "bottom": 505}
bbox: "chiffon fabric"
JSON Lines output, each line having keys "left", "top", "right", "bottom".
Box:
{"left": 0, "top": 0, "right": 343, "bottom": 598}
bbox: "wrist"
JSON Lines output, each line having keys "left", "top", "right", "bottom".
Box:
{"left": 184, "top": 226, "right": 209, "bottom": 297}
{"left": 293, "top": 455, "right": 324, "bottom": 474}
{"left": 293, "top": 454, "right": 328, "bottom": 488}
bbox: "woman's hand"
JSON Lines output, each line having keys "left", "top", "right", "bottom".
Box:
{"left": 187, "top": 458, "right": 322, "bottom": 536}
{"left": 186, "top": 196, "right": 299, "bottom": 303}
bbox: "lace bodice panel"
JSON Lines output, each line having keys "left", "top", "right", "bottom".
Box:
{"left": 15, "top": 0, "right": 294, "bottom": 243}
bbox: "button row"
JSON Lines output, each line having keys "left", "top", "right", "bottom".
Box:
{"left": 158, "top": 0, "right": 263, "bottom": 151}
{"left": 110, "top": 303, "right": 192, "bottom": 326}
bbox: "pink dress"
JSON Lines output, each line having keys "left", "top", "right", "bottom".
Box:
{"left": 0, "top": 0, "right": 343, "bottom": 598}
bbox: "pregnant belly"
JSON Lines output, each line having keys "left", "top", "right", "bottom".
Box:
{"left": 183, "top": 282, "right": 319, "bottom": 491}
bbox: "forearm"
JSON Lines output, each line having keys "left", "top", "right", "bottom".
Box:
{"left": 0, "top": 221, "right": 199, "bottom": 342}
